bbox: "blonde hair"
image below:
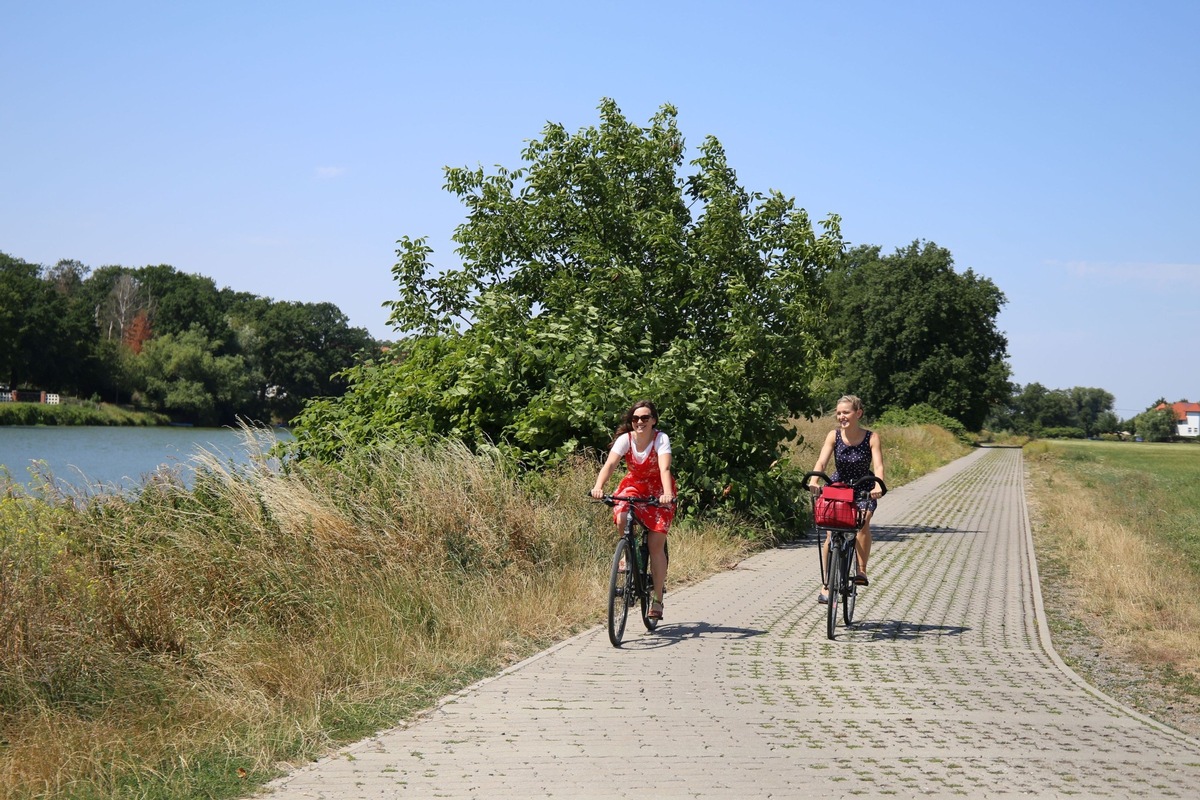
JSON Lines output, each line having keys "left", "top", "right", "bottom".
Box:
{"left": 837, "top": 395, "right": 864, "bottom": 413}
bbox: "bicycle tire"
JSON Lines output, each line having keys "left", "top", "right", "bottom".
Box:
{"left": 826, "top": 535, "right": 841, "bottom": 640}
{"left": 607, "top": 539, "right": 633, "bottom": 647}
{"left": 843, "top": 542, "right": 858, "bottom": 626}
{"left": 637, "top": 533, "right": 668, "bottom": 632}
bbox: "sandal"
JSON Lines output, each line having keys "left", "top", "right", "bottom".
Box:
{"left": 648, "top": 600, "right": 663, "bottom": 620}
{"left": 853, "top": 574, "right": 869, "bottom": 586}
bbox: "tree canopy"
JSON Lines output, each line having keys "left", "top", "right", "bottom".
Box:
{"left": 292, "top": 99, "right": 845, "bottom": 528}
{"left": 825, "top": 241, "right": 1010, "bottom": 430}
{"left": 0, "top": 254, "right": 376, "bottom": 424}
{"left": 986, "top": 383, "right": 1118, "bottom": 438}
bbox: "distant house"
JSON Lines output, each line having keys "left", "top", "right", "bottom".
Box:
{"left": 1155, "top": 401, "right": 1200, "bottom": 438}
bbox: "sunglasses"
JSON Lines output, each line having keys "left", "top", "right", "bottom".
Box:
{"left": 631, "top": 413, "right": 654, "bottom": 423}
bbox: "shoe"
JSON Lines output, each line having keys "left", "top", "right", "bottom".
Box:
{"left": 853, "top": 574, "right": 869, "bottom": 586}
{"left": 817, "top": 591, "right": 828, "bottom": 604}
{"left": 648, "top": 600, "right": 663, "bottom": 620}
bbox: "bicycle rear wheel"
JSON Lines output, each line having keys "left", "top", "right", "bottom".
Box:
{"left": 607, "top": 539, "right": 634, "bottom": 647}
{"left": 640, "top": 560, "right": 659, "bottom": 632}
{"left": 639, "top": 534, "right": 667, "bottom": 632}
{"left": 639, "top": 575, "right": 658, "bottom": 631}
{"left": 825, "top": 536, "right": 841, "bottom": 640}
{"left": 843, "top": 543, "right": 858, "bottom": 626}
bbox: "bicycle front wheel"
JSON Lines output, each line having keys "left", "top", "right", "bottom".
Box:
{"left": 843, "top": 544, "right": 858, "bottom": 626}
{"left": 826, "top": 537, "right": 841, "bottom": 640}
{"left": 607, "top": 539, "right": 634, "bottom": 647}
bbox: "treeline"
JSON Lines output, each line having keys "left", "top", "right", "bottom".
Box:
{"left": 0, "top": 253, "right": 378, "bottom": 425}
{"left": 986, "top": 383, "right": 1119, "bottom": 439}
{"left": 986, "top": 383, "right": 1186, "bottom": 441}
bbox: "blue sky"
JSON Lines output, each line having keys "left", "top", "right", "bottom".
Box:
{"left": 2, "top": 1, "right": 1196, "bottom": 419}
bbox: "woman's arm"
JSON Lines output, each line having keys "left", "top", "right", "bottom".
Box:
{"left": 807, "top": 430, "right": 837, "bottom": 491}
{"left": 590, "top": 448, "right": 624, "bottom": 498}
{"left": 657, "top": 451, "right": 675, "bottom": 504}
{"left": 869, "top": 430, "right": 885, "bottom": 499}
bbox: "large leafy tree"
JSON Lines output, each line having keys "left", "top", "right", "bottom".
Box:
{"left": 228, "top": 299, "right": 375, "bottom": 422}
{"left": 827, "top": 241, "right": 1010, "bottom": 430}
{"left": 138, "top": 264, "right": 231, "bottom": 347}
{"left": 131, "top": 327, "right": 254, "bottom": 426}
{"left": 293, "top": 99, "right": 844, "bottom": 527}
{"left": 1135, "top": 405, "right": 1176, "bottom": 442}
{"left": 0, "top": 253, "right": 96, "bottom": 393}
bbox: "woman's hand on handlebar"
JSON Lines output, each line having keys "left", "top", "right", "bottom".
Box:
{"left": 803, "top": 470, "right": 830, "bottom": 495}
{"left": 589, "top": 487, "right": 604, "bottom": 500}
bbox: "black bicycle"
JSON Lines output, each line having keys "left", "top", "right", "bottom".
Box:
{"left": 804, "top": 471, "right": 887, "bottom": 640}
{"left": 594, "top": 494, "right": 670, "bottom": 647}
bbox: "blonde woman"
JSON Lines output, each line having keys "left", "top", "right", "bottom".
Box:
{"left": 807, "top": 395, "right": 885, "bottom": 603}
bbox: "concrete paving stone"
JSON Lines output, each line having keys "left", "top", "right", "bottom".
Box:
{"left": 264, "top": 448, "right": 1200, "bottom": 799}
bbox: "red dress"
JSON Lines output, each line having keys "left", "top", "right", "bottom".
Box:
{"left": 613, "top": 431, "right": 676, "bottom": 533}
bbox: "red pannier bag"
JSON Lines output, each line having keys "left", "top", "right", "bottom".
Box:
{"left": 814, "top": 483, "right": 858, "bottom": 529}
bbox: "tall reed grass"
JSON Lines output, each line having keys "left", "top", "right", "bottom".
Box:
{"left": 0, "top": 431, "right": 754, "bottom": 799}
{"left": 1, "top": 416, "right": 966, "bottom": 799}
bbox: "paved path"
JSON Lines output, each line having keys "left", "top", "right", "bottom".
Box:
{"left": 264, "top": 448, "right": 1200, "bottom": 798}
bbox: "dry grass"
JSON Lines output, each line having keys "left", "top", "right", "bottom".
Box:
{"left": 1025, "top": 441, "right": 1200, "bottom": 722}
{"left": 0, "top": 415, "right": 972, "bottom": 799}
{"left": 0, "top": 433, "right": 753, "bottom": 800}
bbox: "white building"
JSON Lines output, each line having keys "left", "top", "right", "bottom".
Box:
{"left": 1156, "top": 401, "right": 1200, "bottom": 438}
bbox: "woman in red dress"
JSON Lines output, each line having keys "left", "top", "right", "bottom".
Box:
{"left": 590, "top": 400, "right": 677, "bottom": 619}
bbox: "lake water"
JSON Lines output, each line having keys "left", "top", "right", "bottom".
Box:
{"left": 0, "top": 425, "right": 293, "bottom": 496}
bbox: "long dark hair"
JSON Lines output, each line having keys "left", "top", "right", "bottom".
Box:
{"left": 611, "top": 399, "right": 658, "bottom": 444}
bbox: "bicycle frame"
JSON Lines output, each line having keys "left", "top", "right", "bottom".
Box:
{"left": 804, "top": 471, "right": 887, "bottom": 640}
{"left": 595, "top": 494, "right": 669, "bottom": 647}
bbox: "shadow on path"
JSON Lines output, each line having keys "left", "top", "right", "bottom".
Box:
{"left": 784, "top": 524, "right": 984, "bottom": 547}
{"left": 618, "top": 621, "right": 767, "bottom": 649}
{"left": 872, "top": 524, "right": 985, "bottom": 542}
{"left": 848, "top": 619, "right": 971, "bottom": 642}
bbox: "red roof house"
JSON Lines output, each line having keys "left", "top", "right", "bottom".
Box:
{"left": 1154, "top": 401, "right": 1200, "bottom": 438}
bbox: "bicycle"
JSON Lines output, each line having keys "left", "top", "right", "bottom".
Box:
{"left": 593, "top": 494, "right": 671, "bottom": 647}
{"left": 804, "top": 471, "right": 888, "bottom": 640}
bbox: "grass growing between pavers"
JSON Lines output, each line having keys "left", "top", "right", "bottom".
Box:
{"left": 1025, "top": 439, "right": 1200, "bottom": 734}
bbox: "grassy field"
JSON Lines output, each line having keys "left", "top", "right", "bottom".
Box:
{"left": 1025, "top": 439, "right": 1200, "bottom": 731}
{"left": 0, "top": 420, "right": 969, "bottom": 799}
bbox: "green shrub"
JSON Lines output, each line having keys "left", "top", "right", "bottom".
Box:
{"left": 0, "top": 401, "right": 166, "bottom": 426}
{"left": 876, "top": 403, "right": 972, "bottom": 445}
{"left": 1039, "top": 426, "right": 1086, "bottom": 440}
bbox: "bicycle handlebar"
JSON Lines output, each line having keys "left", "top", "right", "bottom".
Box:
{"left": 588, "top": 493, "right": 674, "bottom": 508}
{"left": 802, "top": 471, "right": 888, "bottom": 498}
